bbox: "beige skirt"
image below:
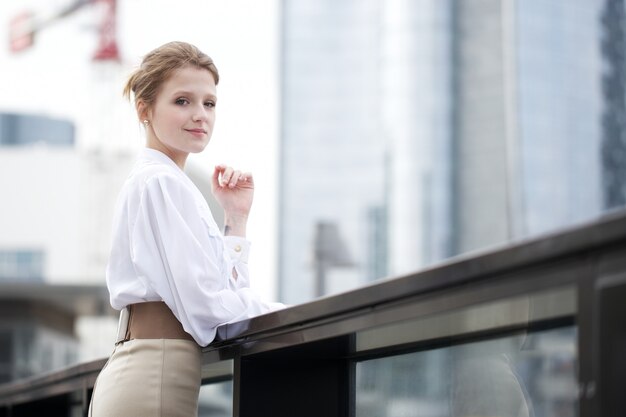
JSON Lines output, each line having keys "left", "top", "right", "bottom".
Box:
{"left": 88, "top": 339, "right": 202, "bottom": 417}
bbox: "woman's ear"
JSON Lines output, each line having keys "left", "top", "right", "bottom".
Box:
{"left": 136, "top": 100, "right": 150, "bottom": 123}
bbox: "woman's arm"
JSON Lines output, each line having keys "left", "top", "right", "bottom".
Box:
{"left": 130, "top": 173, "right": 280, "bottom": 346}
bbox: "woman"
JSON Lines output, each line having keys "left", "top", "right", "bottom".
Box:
{"left": 89, "top": 41, "right": 283, "bottom": 417}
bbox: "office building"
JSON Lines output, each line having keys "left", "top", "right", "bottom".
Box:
{"left": 279, "top": 0, "right": 607, "bottom": 302}
{"left": 279, "top": 0, "right": 386, "bottom": 304}
{"left": 0, "top": 113, "right": 116, "bottom": 382}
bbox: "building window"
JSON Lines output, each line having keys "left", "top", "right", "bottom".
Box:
{"left": 0, "top": 250, "right": 44, "bottom": 282}
{"left": 0, "top": 113, "right": 74, "bottom": 147}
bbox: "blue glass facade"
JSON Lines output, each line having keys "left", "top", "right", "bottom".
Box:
{"left": 516, "top": 0, "right": 603, "bottom": 236}
{"left": 279, "top": 0, "right": 624, "bottom": 305}
{"left": 279, "top": 0, "right": 385, "bottom": 303}
{"left": 0, "top": 113, "right": 74, "bottom": 147}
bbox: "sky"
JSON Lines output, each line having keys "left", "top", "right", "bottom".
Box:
{"left": 0, "top": 0, "right": 281, "bottom": 300}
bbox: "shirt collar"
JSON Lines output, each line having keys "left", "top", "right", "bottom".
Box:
{"left": 139, "top": 148, "right": 183, "bottom": 173}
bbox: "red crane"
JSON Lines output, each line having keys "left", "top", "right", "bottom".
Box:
{"left": 9, "top": 0, "right": 119, "bottom": 61}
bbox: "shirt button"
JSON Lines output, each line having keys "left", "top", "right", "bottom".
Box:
{"left": 234, "top": 245, "right": 242, "bottom": 253}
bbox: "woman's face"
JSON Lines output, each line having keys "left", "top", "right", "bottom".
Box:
{"left": 143, "top": 66, "right": 217, "bottom": 168}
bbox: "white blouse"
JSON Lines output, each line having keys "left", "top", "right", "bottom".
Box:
{"left": 106, "top": 148, "right": 283, "bottom": 346}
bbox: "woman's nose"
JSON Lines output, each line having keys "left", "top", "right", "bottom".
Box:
{"left": 192, "top": 104, "right": 208, "bottom": 122}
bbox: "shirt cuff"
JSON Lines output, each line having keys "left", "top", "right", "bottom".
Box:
{"left": 224, "top": 236, "right": 251, "bottom": 263}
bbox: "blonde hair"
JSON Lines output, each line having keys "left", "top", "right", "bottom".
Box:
{"left": 123, "top": 41, "right": 219, "bottom": 107}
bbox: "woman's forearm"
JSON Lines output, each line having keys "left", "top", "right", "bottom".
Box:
{"left": 224, "top": 213, "right": 248, "bottom": 237}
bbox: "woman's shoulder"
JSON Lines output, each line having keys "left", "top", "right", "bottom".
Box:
{"left": 116, "top": 162, "right": 185, "bottom": 206}
{"left": 136, "top": 161, "right": 179, "bottom": 182}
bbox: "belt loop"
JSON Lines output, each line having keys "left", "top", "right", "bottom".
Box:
{"left": 115, "top": 306, "right": 132, "bottom": 346}
{"left": 125, "top": 304, "right": 133, "bottom": 341}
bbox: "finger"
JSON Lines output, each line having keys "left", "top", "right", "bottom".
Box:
{"left": 240, "top": 172, "right": 253, "bottom": 185}
{"left": 221, "top": 166, "right": 234, "bottom": 187}
{"left": 229, "top": 170, "right": 242, "bottom": 188}
{"left": 212, "top": 165, "right": 225, "bottom": 189}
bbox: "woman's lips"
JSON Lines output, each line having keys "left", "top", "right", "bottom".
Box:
{"left": 185, "top": 128, "right": 207, "bottom": 137}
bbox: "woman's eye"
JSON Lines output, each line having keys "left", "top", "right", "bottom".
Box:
{"left": 204, "top": 101, "right": 216, "bottom": 108}
{"left": 175, "top": 98, "right": 189, "bottom": 105}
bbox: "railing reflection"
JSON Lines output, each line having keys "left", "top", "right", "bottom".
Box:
{"left": 198, "top": 381, "right": 232, "bottom": 417}
{"left": 356, "top": 326, "right": 577, "bottom": 417}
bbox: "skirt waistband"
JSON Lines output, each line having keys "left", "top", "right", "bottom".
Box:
{"left": 116, "top": 301, "right": 195, "bottom": 345}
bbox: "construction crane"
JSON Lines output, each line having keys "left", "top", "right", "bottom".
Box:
{"left": 9, "top": 0, "right": 119, "bottom": 61}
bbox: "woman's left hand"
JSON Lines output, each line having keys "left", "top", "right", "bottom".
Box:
{"left": 211, "top": 164, "right": 254, "bottom": 221}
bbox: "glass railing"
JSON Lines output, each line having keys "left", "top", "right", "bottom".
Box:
{"left": 2, "top": 211, "right": 626, "bottom": 416}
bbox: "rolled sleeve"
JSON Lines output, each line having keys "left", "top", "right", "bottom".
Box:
{"left": 224, "top": 236, "right": 251, "bottom": 263}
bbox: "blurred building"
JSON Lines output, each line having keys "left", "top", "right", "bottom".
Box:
{"left": 601, "top": 0, "right": 626, "bottom": 209}
{"left": 390, "top": 0, "right": 603, "bottom": 268}
{"left": 0, "top": 112, "right": 119, "bottom": 383}
{"left": 508, "top": 0, "right": 602, "bottom": 239}
{"left": 278, "top": 0, "right": 608, "bottom": 302}
{"left": 278, "top": 0, "right": 387, "bottom": 303}
{"left": 278, "top": 3, "right": 609, "bottom": 415}
{"left": 382, "top": 0, "right": 453, "bottom": 273}
{"left": 0, "top": 113, "right": 133, "bottom": 284}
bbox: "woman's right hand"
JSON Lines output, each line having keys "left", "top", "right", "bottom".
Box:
{"left": 211, "top": 164, "right": 254, "bottom": 237}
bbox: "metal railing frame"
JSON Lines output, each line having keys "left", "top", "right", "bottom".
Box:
{"left": 2, "top": 211, "right": 626, "bottom": 416}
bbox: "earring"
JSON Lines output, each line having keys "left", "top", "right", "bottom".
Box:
{"left": 143, "top": 119, "right": 149, "bottom": 126}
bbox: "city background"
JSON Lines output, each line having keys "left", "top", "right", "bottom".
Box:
{"left": 0, "top": 0, "right": 623, "bottom": 416}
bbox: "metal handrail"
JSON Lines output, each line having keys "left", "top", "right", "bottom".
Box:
{"left": 2, "top": 210, "right": 626, "bottom": 416}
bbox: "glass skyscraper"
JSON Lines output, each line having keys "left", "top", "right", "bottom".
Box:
{"left": 279, "top": 0, "right": 619, "bottom": 304}
{"left": 515, "top": 0, "right": 603, "bottom": 236}
{"left": 279, "top": 0, "right": 386, "bottom": 303}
